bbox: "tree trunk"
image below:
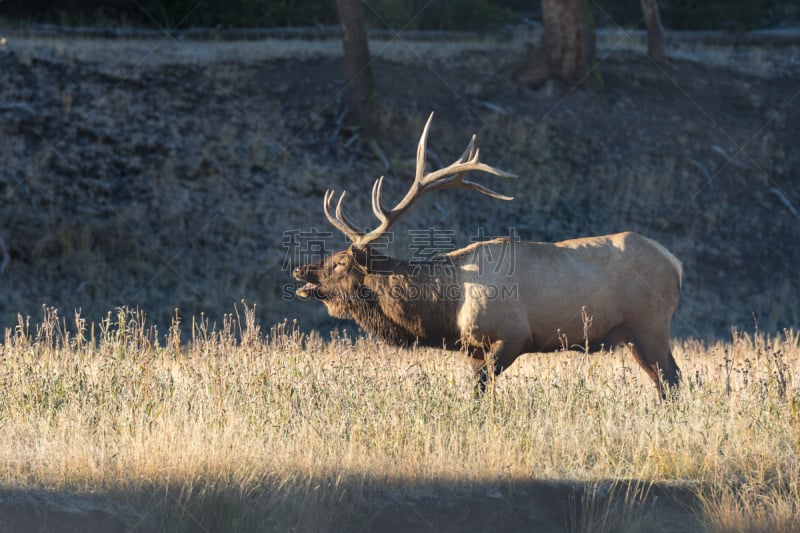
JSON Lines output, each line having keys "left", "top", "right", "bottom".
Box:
{"left": 640, "top": 0, "right": 665, "bottom": 61}
{"left": 514, "top": 0, "right": 595, "bottom": 88}
{"left": 335, "top": 0, "right": 376, "bottom": 132}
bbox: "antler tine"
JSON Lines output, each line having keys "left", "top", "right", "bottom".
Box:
{"left": 415, "top": 120, "right": 516, "bottom": 190}
{"left": 420, "top": 147, "right": 517, "bottom": 188}
{"left": 323, "top": 190, "right": 364, "bottom": 244}
{"left": 456, "top": 134, "right": 478, "bottom": 164}
{"left": 320, "top": 113, "right": 515, "bottom": 249}
{"left": 371, "top": 176, "right": 390, "bottom": 224}
{"left": 416, "top": 112, "right": 435, "bottom": 180}
{"left": 458, "top": 178, "right": 515, "bottom": 201}
{"left": 323, "top": 190, "right": 347, "bottom": 234}
{"left": 323, "top": 189, "right": 339, "bottom": 224}
{"left": 334, "top": 191, "right": 367, "bottom": 235}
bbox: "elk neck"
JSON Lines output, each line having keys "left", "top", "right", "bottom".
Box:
{"left": 350, "top": 256, "right": 463, "bottom": 349}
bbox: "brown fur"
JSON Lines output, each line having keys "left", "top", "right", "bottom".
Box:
{"left": 294, "top": 232, "right": 682, "bottom": 398}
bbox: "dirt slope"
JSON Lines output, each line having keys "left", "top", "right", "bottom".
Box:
{"left": 0, "top": 31, "right": 798, "bottom": 338}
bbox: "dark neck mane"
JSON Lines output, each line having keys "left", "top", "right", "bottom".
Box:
{"left": 349, "top": 259, "right": 461, "bottom": 348}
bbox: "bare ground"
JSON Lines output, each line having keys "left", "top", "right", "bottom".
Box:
{"left": 0, "top": 29, "right": 799, "bottom": 338}
{"left": 1, "top": 29, "right": 798, "bottom": 339}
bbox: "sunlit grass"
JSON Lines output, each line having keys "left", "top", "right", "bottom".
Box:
{"left": 1, "top": 305, "right": 799, "bottom": 531}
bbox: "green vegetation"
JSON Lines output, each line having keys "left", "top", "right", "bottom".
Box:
{"left": 661, "top": 0, "right": 798, "bottom": 30}
{"left": 596, "top": 0, "right": 798, "bottom": 31}
{"left": 0, "top": 0, "right": 515, "bottom": 31}
{"left": 1, "top": 0, "right": 796, "bottom": 31}
{"left": 1, "top": 306, "right": 799, "bottom": 530}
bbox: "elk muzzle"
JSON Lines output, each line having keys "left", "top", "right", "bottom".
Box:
{"left": 293, "top": 265, "right": 322, "bottom": 300}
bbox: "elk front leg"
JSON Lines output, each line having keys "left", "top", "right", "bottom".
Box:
{"left": 470, "top": 339, "right": 506, "bottom": 396}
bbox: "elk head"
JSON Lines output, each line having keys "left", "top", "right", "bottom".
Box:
{"left": 293, "top": 246, "right": 368, "bottom": 302}
{"left": 292, "top": 112, "right": 515, "bottom": 320}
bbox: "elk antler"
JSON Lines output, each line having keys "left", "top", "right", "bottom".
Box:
{"left": 324, "top": 112, "right": 516, "bottom": 249}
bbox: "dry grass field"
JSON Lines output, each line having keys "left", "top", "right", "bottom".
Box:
{"left": 1, "top": 305, "right": 798, "bottom": 531}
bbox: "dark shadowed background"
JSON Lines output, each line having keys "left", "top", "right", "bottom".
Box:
{"left": 0, "top": 0, "right": 798, "bottom": 340}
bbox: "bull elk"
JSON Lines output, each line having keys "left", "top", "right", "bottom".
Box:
{"left": 293, "top": 113, "right": 682, "bottom": 398}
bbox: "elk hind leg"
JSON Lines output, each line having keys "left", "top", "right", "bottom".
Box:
{"left": 607, "top": 325, "right": 681, "bottom": 399}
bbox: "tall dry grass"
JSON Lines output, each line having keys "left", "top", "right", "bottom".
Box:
{"left": 1, "top": 305, "right": 799, "bottom": 531}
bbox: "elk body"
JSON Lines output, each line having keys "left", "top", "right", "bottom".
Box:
{"left": 293, "top": 114, "right": 682, "bottom": 397}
